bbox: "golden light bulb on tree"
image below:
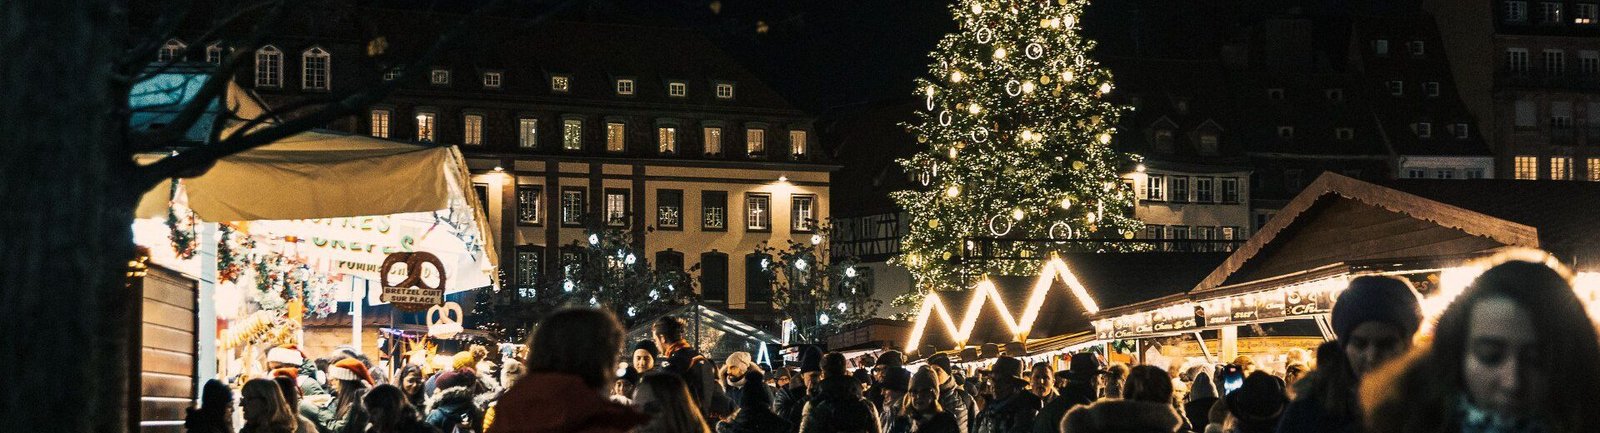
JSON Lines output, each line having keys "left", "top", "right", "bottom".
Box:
{"left": 994, "top": 47, "right": 1008, "bottom": 60}
{"left": 946, "top": 185, "right": 961, "bottom": 197}
{"left": 1022, "top": 81, "right": 1036, "bottom": 94}
{"left": 1012, "top": 208, "right": 1025, "bottom": 221}
{"left": 968, "top": 103, "right": 981, "bottom": 114}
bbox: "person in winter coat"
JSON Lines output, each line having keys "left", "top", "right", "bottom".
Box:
{"left": 241, "top": 378, "right": 300, "bottom": 433}
{"left": 799, "top": 352, "right": 882, "bottom": 433}
{"left": 1123, "top": 365, "right": 1189, "bottom": 433}
{"left": 634, "top": 372, "right": 714, "bottom": 433}
{"left": 717, "top": 370, "right": 793, "bottom": 433}
{"left": 1183, "top": 371, "right": 1219, "bottom": 432}
{"left": 1034, "top": 354, "right": 1100, "bottom": 433}
{"left": 276, "top": 376, "right": 323, "bottom": 433}
{"left": 487, "top": 307, "right": 649, "bottom": 433}
{"left": 425, "top": 369, "right": 485, "bottom": 433}
{"left": 719, "top": 352, "right": 760, "bottom": 411}
{"left": 654, "top": 316, "right": 727, "bottom": 419}
{"left": 926, "top": 354, "right": 974, "bottom": 433}
{"left": 1276, "top": 276, "right": 1423, "bottom": 433}
{"left": 364, "top": 384, "right": 439, "bottom": 433}
{"left": 324, "top": 358, "right": 375, "bottom": 433}
{"left": 974, "top": 356, "right": 1041, "bottom": 433}
{"left": 876, "top": 353, "right": 912, "bottom": 433}
{"left": 397, "top": 365, "right": 428, "bottom": 416}
{"left": 777, "top": 345, "right": 824, "bottom": 432}
{"left": 1058, "top": 399, "right": 1182, "bottom": 433}
{"left": 890, "top": 366, "right": 962, "bottom": 433}
{"left": 186, "top": 379, "right": 234, "bottom": 433}
{"left": 1226, "top": 373, "right": 1287, "bottom": 433}
{"left": 1362, "top": 259, "right": 1600, "bottom": 433}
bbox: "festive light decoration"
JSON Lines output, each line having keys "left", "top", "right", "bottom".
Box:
{"left": 904, "top": 256, "right": 1103, "bottom": 351}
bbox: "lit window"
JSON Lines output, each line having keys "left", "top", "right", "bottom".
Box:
{"left": 255, "top": 45, "right": 283, "bottom": 87}
{"left": 789, "top": 130, "right": 807, "bottom": 157}
{"left": 1387, "top": 80, "right": 1404, "bottom": 96}
{"left": 1374, "top": 39, "right": 1389, "bottom": 56}
{"left": 1507, "top": 48, "right": 1531, "bottom": 73}
{"left": 1144, "top": 175, "right": 1165, "bottom": 201}
{"left": 464, "top": 114, "right": 483, "bottom": 145}
{"left": 1544, "top": 49, "right": 1566, "bottom": 76}
{"left": 746, "top": 193, "right": 771, "bottom": 231}
{"left": 669, "top": 82, "right": 687, "bottom": 97}
{"left": 606, "top": 122, "right": 626, "bottom": 152}
{"left": 515, "top": 249, "right": 542, "bottom": 292}
{"left": 1415, "top": 122, "right": 1432, "bottom": 138}
{"left": 1336, "top": 127, "right": 1354, "bottom": 140}
{"left": 605, "top": 189, "right": 629, "bottom": 226}
{"left": 1552, "top": 156, "right": 1572, "bottom": 180}
{"left": 563, "top": 119, "right": 583, "bottom": 151}
{"left": 1514, "top": 155, "right": 1538, "bottom": 179}
{"left": 1278, "top": 126, "right": 1295, "bottom": 138}
{"left": 1578, "top": 3, "right": 1598, "bottom": 23}
{"left": 791, "top": 195, "right": 817, "bottom": 232}
{"left": 484, "top": 72, "right": 502, "bottom": 88}
{"left": 517, "top": 185, "right": 543, "bottom": 224}
{"left": 702, "top": 191, "right": 727, "bottom": 230}
{"left": 519, "top": 118, "right": 538, "bottom": 148}
{"left": 384, "top": 67, "right": 402, "bottom": 81}
{"left": 704, "top": 127, "right": 723, "bottom": 155}
{"left": 716, "top": 83, "right": 735, "bottom": 99}
{"left": 1409, "top": 41, "right": 1426, "bottom": 56}
{"left": 159, "top": 39, "right": 186, "bottom": 62}
{"left": 1588, "top": 157, "right": 1600, "bottom": 180}
{"left": 205, "top": 43, "right": 223, "bottom": 65}
{"left": 560, "top": 187, "right": 585, "bottom": 226}
{"left": 415, "top": 112, "right": 436, "bottom": 142}
{"left": 551, "top": 75, "right": 570, "bottom": 92}
{"left": 658, "top": 127, "right": 677, "bottom": 154}
{"left": 657, "top": 189, "right": 683, "bottom": 229}
{"left": 370, "top": 109, "right": 390, "bottom": 138}
{"left": 1424, "top": 81, "right": 1440, "bottom": 97}
{"left": 431, "top": 68, "right": 450, "bottom": 85}
{"left": 1543, "top": 2, "right": 1563, "bottom": 22}
{"left": 616, "top": 79, "right": 635, "bottom": 95}
{"left": 1507, "top": 1, "right": 1529, "bottom": 22}
{"left": 747, "top": 128, "right": 766, "bottom": 156}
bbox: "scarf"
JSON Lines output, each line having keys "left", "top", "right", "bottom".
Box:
{"left": 1456, "top": 395, "right": 1550, "bottom": 433}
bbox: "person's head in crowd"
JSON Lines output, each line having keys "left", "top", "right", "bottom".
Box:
{"left": 722, "top": 351, "right": 760, "bottom": 383}
{"left": 774, "top": 366, "right": 793, "bottom": 388}
{"left": 451, "top": 351, "right": 477, "bottom": 372}
{"left": 328, "top": 358, "right": 373, "bottom": 418}
{"left": 634, "top": 372, "right": 712, "bottom": 433}
{"left": 613, "top": 378, "right": 637, "bottom": 400}
{"left": 736, "top": 369, "right": 775, "bottom": 411}
{"left": 1226, "top": 372, "right": 1288, "bottom": 433}
{"left": 1188, "top": 371, "right": 1218, "bottom": 403}
{"left": 526, "top": 307, "right": 626, "bottom": 393}
{"left": 272, "top": 376, "right": 302, "bottom": 407}
{"left": 500, "top": 356, "right": 526, "bottom": 390}
{"left": 187, "top": 379, "right": 234, "bottom": 432}
{"left": 1124, "top": 365, "right": 1176, "bottom": 404}
{"left": 469, "top": 344, "right": 489, "bottom": 363}
{"left": 265, "top": 345, "right": 306, "bottom": 371}
{"left": 1231, "top": 356, "right": 1255, "bottom": 375}
{"left": 435, "top": 367, "right": 477, "bottom": 391}
{"left": 1104, "top": 362, "right": 1129, "bottom": 398}
{"left": 1029, "top": 361, "right": 1055, "bottom": 399}
{"left": 1333, "top": 276, "right": 1422, "bottom": 379}
{"left": 651, "top": 316, "right": 689, "bottom": 354}
{"left": 905, "top": 365, "right": 947, "bottom": 417}
{"left": 822, "top": 352, "right": 850, "bottom": 380}
{"left": 989, "top": 356, "right": 1029, "bottom": 400}
{"left": 799, "top": 345, "right": 825, "bottom": 388}
{"left": 632, "top": 340, "right": 659, "bottom": 373}
{"left": 1284, "top": 363, "right": 1308, "bottom": 389}
{"left": 240, "top": 379, "right": 297, "bottom": 433}
{"left": 363, "top": 384, "right": 420, "bottom": 433}
{"left": 397, "top": 364, "right": 425, "bottom": 405}
{"left": 1363, "top": 260, "right": 1600, "bottom": 433}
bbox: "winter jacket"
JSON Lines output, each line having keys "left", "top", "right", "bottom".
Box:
{"left": 1032, "top": 388, "right": 1093, "bottom": 433}
{"left": 485, "top": 372, "right": 650, "bottom": 433}
{"left": 1185, "top": 398, "right": 1219, "bottom": 433}
{"left": 717, "top": 407, "right": 795, "bottom": 433}
{"left": 799, "top": 376, "right": 882, "bottom": 433}
{"left": 662, "top": 341, "right": 729, "bottom": 418}
{"left": 891, "top": 412, "right": 962, "bottom": 433}
{"left": 1059, "top": 400, "right": 1182, "bottom": 433}
{"left": 775, "top": 384, "right": 810, "bottom": 432}
{"left": 425, "top": 386, "right": 485, "bottom": 433}
{"left": 974, "top": 391, "right": 1041, "bottom": 433}
{"left": 324, "top": 388, "right": 371, "bottom": 433}
{"left": 936, "top": 374, "right": 974, "bottom": 433}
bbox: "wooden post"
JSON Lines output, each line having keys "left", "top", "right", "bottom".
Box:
{"left": 1220, "top": 325, "right": 1239, "bottom": 363}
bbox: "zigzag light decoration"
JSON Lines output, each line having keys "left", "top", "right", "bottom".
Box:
{"left": 906, "top": 256, "right": 1101, "bottom": 352}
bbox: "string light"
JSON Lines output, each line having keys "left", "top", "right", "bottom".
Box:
{"left": 946, "top": 185, "right": 961, "bottom": 197}
{"left": 951, "top": 70, "right": 965, "bottom": 83}
{"left": 993, "top": 47, "right": 1008, "bottom": 60}
{"left": 904, "top": 257, "right": 1102, "bottom": 350}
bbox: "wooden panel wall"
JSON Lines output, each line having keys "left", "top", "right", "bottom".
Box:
{"left": 140, "top": 267, "right": 197, "bottom": 433}
{"left": 1240, "top": 199, "right": 1506, "bottom": 283}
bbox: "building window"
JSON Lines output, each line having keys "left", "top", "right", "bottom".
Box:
{"left": 716, "top": 83, "right": 735, "bottom": 99}
{"left": 1578, "top": 3, "right": 1598, "bottom": 23}
{"left": 1409, "top": 41, "right": 1426, "bottom": 56}
{"left": 301, "top": 47, "right": 329, "bottom": 90}
{"left": 205, "top": 43, "right": 223, "bottom": 65}
{"left": 1438, "top": 169, "right": 1457, "bottom": 179}
{"left": 1221, "top": 177, "right": 1240, "bottom": 203}
{"left": 604, "top": 189, "right": 629, "bottom": 226}
{"left": 669, "top": 81, "right": 687, "bottom": 97}
{"left": 519, "top": 118, "right": 538, "bottom": 148}
{"left": 1336, "top": 127, "right": 1354, "bottom": 140}
{"left": 1543, "top": 2, "right": 1563, "bottom": 22}
{"left": 702, "top": 191, "right": 727, "bottom": 231}
{"left": 1145, "top": 225, "right": 1165, "bottom": 242}
{"left": 484, "top": 72, "right": 502, "bottom": 88}
{"left": 792, "top": 195, "right": 817, "bottom": 232}
{"left": 746, "top": 128, "right": 766, "bottom": 157}
{"left": 551, "top": 75, "right": 570, "bottom": 92}
{"left": 1195, "top": 177, "right": 1215, "bottom": 202}
{"left": 700, "top": 252, "right": 729, "bottom": 303}
{"left": 602, "top": 122, "right": 625, "bottom": 152}
{"left": 1154, "top": 129, "right": 1175, "bottom": 153}
{"left": 515, "top": 248, "right": 542, "bottom": 292}
{"left": 384, "top": 67, "right": 402, "bottom": 81}
{"left": 560, "top": 187, "right": 586, "bottom": 226}
{"left": 745, "top": 253, "right": 773, "bottom": 303}
{"left": 1507, "top": 1, "right": 1529, "bottom": 22}
{"left": 1507, "top": 48, "right": 1531, "bottom": 73}
{"left": 463, "top": 114, "right": 484, "bottom": 146}
{"left": 430, "top": 68, "right": 450, "bottom": 85}
{"left": 1453, "top": 123, "right": 1470, "bottom": 139}
{"left": 517, "top": 185, "right": 543, "bottom": 225}
{"left": 563, "top": 119, "right": 583, "bottom": 151}
{"left": 1544, "top": 49, "right": 1566, "bottom": 76}
{"left": 369, "top": 109, "right": 390, "bottom": 138}
{"left": 1588, "top": 157, "right": 1600, "bottom": 180}
{"left": 1582, "top": 51, "right": 1600, "bottom": 74}
{"left": 1198, "top": 133, "right": 1219, "bottom": 155}
{"left": 1387, "top": 81, "right": 1404, "bottom": 96}
{"left": 1515, "top": 156, "right": 1538, "bottom": 179}
{"left": 1552, "top": 101, "right": 1574, "bottom": 128}
{"left": 1466, "top": 168, "right": 1486, "bottom": 179}
{"left": 415, "top": 112, "right": 435, "bottom": 142}
{"left": 1408, "top": 168, "right": 1428, "bottom": 179}
{"left": 1415, "top": 122, "right": 1433, "bottom": 138}
{"left": 254, "top": 45, "right": 282, "bottom": 87}
{"left": 703, "top": 127, "right": 723, "bottom": 155}
{"left": 1267, "top": 88, "right": 1284, "bottom": 100}
{"left": 1423, "top": 81, "right": 1440, "bottom": 97}
{"left": 1516, "top": 100, "right": 1538, "bottom": 128}
{"left": 1278, "top": 126, "right": 1295, "bottom": 138}
{"left": 789, "top": 130, "right": 807, "bottom": 158}
{"left": 1145, "top": 175, "right": 1165, "bottom": 201}
{"left": 746, "top": 193, "right": 771, "bottom": 231}
{"left": 657, "top": 189, "right": 683, "bottom": 230}
{"left": 1552, "top": 156, "right": 1573, "bottom": 180}
{"left": 159, "top": 39, "right": 186, "bottom": 62}
{"left": 1374, "top": 39, "right": 1389, "bottom": 56}
{"left": 616, "top": 79, "right": 635, "bottom": 95}
{"left": 658, "top": 127, "right": 677, "bottom": 154}
{"left": 1171, "top": 176, "right": 1190, "bottom": 203}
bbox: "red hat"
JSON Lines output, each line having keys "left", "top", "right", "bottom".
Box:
{"left": 328, "top": 358, "right": 374, "bottom": 385}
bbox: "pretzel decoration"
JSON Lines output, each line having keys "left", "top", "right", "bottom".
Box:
{"left": 379, "top": 252, "right": 448, "bottom": 312}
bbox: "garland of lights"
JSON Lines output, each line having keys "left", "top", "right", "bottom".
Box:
{"left": 905, "top": 256, "right": 1102, "bottom": 352}
{"left": 167, "top": 180, "right": 199, "bottom": 260}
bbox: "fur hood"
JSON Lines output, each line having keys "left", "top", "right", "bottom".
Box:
{"left": 426, "top": 386, "right": 479, "bottom": 414}
{"left": 1061, "top": 399, "right": 1182, "bottom": 433}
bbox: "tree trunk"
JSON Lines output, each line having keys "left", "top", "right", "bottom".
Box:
{"left": 1, "top": 2, "right": 137, "bottom": 433}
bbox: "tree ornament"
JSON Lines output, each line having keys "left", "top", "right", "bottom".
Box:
{"left": 1022, "top": 80, "right": 1036, "bottom": 94}
{"left": 1026, "top": 43, "right": 1044, "bottom": 59}
{"left": 1072, "top": 160, "right": 1087, "bottom": 170}
{"left": 1060, "top": 196, "right": 1073, "bottom": 210}
{"left": 1040, "top": 74, "right": 1052, "bottom": 84}
{"left": 1098, "top": 132, "right": 1112, "bottom": 144}
{"left": 929, "top": 218, "right": 940, "bottom": 228}
{"left": 926, "top": 93, "right": 936, "bottom": 111}
{"left": 972, "top": 127, "right": 990, "bottom": 142}
{"left": 942, "top": 251, "right": 953, "bottom": 260}
{"left": 968, "top": 103, "right": 982, "bottom": 114}
{"left": 1020, "top": 129, "right": 1035, "bottom": 142}
{"left": 939, "top": 110, "right": 953, "bottom": 126}
{"left": 971, "top": 3, "right": 984, "bottom": 14}
{"left": 1123, "top": 230, "right": 1136, "bottom": 239}
{"left": 1099, "top": 82, "right": 1113, "bottom": 95}
{"left": 1005, "top": 79, "right": 1021, "bottom": 96}
{"left": 948, "top": 147, "right": 959, "bottom": 159}
{"left": 1050, "top": 222, "right": 1074, "bottom": 240}
{"left": 951, "top": 70, "right": 965, "bottom": 83}
{"left": 976, "top": 27, "right": 993, "bottom": 43}
{"left": 1065, "top": 14, "right": 1077, "bottom": 29}
{"left": 1062, "top": 70, "right": 1075, "bottom": 82}
{"left": 1011, "top": 208, "right": 1026, "bottom": 221}
{"left": 946, "top": 185, "right": 961, "bottom": 197}
{"left": 987, "top": 214, "right": 1014, "bottom": 236}
{"left": 993, "top": 46, "right": 1008, "bottom": 60}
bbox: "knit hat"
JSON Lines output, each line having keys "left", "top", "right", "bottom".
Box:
{"left": 1189, "top": 372, "right": 1219, "bottom": 401}
{"left": 799, "top": 345, "right": 824, "bottom": 373}
{"left": 328, "top": 358, "right": 374, "bottom": 385}
{"left": 1331, "top": 276, "right": 1422, "bottom": 344}
{"left": 739, "top": 370, "right": 773, "bottom": 409}
{"left": 452, "top": 351, "right": 477, "bottom": 370}
{"left": 875, "top": 350, "right": 905, "bottom": 368}
{"left": 266, "top": 345, "right": 305, "bottom": 365}
{"left": 724, "top": 352, "right": 759, "bottom": 375}
{"left": 634, "top": 340, "right": 659, "bottom": 357}
{"left": 436, "top": 368, "right": 477, "bottom": 390}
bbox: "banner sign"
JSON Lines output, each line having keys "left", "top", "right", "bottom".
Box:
{"left": 379, "top": 251, "right": 447, "bottom": 311}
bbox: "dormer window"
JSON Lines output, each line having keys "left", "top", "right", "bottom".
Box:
{"left": 1454, "top": 123, "right": 1470, "bottom": 139}
{"left": 1409, "top": 41, "right": 1426, "bottom": 56}
{"left": 1424, "top": 81, "right": 1441, "bottom": 97}
{"left": 1153, "top": 129, "right": 1175, "bottom": 153}
{"left": 551, "top": 75, "right": 570, "bottom": 93}
{"left": 159, "top": 39, "right": 186, "bottom": 62}
{"left": 1414, "top": 122, "right": 1433, "bottom": 138}
{"left": 669, "top": 81, "right": 687, "bottom": 97}
{"left": 1267, "top": 88, "right": 1285, "bottom": 100}
{"left": 1387, "top": 81, "right": 1404, "bottom": 96}
{"left": 430, "top": 68, "right": 450, "bottom": 85}
{"left": 483, "top": 72, "right": 502, "bottom": 89}
{"left": 616, "top": 79, "right": 635, "bottom": 95}
{"left": 383, "top": 67, "right": 402, "bottom": 81}
{"left": 254, "top": 45, "right": 283, "bottom": 87}
{"left": 1197, "top": 132, "right": 1219, "bottom": 155}
{"left": 301, "top": 47, "right": 330, "bottom": 91}
{"left": 205, "top": 43, "right": 223, "bottom": 65}
{"left": 716, "top": 83, "right": 735, "bottom": 99}
{"left": 1374, "top": 39, "right": 1389, "bottom": 56}
{"left": 1336, "top": 128, "right": 1354, "bottom": 140}
{"left": 1278, "top": 126, "right": 1295, "bottom": 138}
{"left": 1325, "top": 88, "right": 1344, "bottom": 102}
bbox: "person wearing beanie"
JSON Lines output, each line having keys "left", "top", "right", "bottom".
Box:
{"left": 799, "top": 352, "right": 881, "bottom": 433}
{"left": 1182, "top": 371, "right": 1219, "bottom": 432}
{"left": 925, "top": 354, "right": 974, "bottom": 433}
{"left": 874, "top": 358, "right": 912, "bottom": 433}
{"left": 1276, "top": 276, "right": 1420, "bottom": 433}
{"left": 1226, "top": 372, "right": 1287, "bottom": 433}
{"left": 974, "top": 356, "right": 1041, "bottom": 433}
{"left": 321, "top": 358, "right": 373, "bottom": 433}
{"left": 720, "top": 351, "right": 761, "bottom": 409}
{"left": 716, "top": 370, "right": 793, "bottom": 433}
{"left": 633, "top": 340, "right": 660, "bottom": 373}
{"left": 426, "top": 368, "right": 485, "bottom": 433}
{"left": 777, "top": 345, "right": 825, "bottom": 430}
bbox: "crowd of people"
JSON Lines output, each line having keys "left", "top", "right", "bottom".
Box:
{"left": 184, "top": 259, "right": 1600, "bottom": 433}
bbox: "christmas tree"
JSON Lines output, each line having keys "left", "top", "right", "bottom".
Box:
{"left": 893, "top": 0, "right": 1144, "bottom": 300}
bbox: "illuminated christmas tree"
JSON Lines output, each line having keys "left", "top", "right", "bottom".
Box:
{"left": 893, "top": 0, "right": 1144, "bottom": 301}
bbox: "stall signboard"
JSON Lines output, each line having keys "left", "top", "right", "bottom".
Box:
{"left": 1286, "top": 283, "right": 1335, "bottom": 316}
{"left": 379, "top": 251, "right": 447, "bottom": 311}
{"left": 1230, "top": 292, "right": 1260, "bottom": 322}
{"left": 1257, "top": 288, "right": 1288, "bottom": 320}
{"left": 1151, "top": 304, "right": 1197, "bottom": 333}
{"left": 1201, "top": 298, "right": 1232, "bottom": 327}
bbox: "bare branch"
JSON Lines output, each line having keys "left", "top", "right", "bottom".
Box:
{"left": 130, "top": 0, "right": 283, "bottom": 82}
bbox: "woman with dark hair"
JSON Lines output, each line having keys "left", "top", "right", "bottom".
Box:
{"left": 275, "top": 376, "right": 322, "bottom": 433}
{"left": 1363, "top": 260, "right": 1600, "bottom": 433}
{"left": 323, "top": 358, "right": 375, "bottom": 433}
{"left": 241, "top": 379, "right": 300, "bottom": 433}
{"left": 1278, "top": 276, "right": 1422, "bottom": 433}
{"left": 889, "top": 366, "right": 960, "bottom": 433}
{"left": 487, "top": 307, "right": 649, "bottom": 433}
{"left": 1226, "top": 373, "right": 1288, "bottom": 433}
{"left": 364, "top": 384, "right": 438, "bottom": 433}
{"left": 1184, "top": 371, "right": 1219, "bottom": 432}
{"left": 717, "top": 370, "right": 792, "bottom": 433}
{"left": 397, "top": 365, "right": 427, "bottom": 413}
{"left": 635, "top": 372, "right": 714, "bottom": 433}
{"left": 185, "top": 379, "right": 234, "bottom": 433}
